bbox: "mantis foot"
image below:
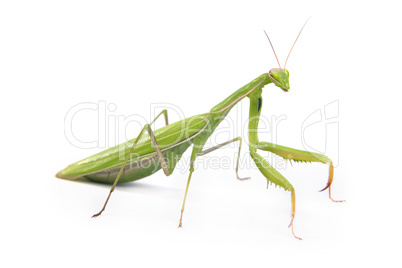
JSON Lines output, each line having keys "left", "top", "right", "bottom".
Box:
{"left": 237, "top": 176, "right": 251, "bottom": 181}
{"left": 288, "top": 215, "right": 302, "bottom": 240}
{"left": 91, "top": 210, "right": 103, "bottom": 218}
{"left": 320, "top": 184, "right": 345, "bottom": 203}
{"left": 91, "top": 206, "right": 106, "bottom": 218}
{"left": 178, "top": 210, "right": 184, "bottom": 228}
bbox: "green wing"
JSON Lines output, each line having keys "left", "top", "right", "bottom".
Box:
{"left": 56, "top": 114, "right": 208, "bottom": 180}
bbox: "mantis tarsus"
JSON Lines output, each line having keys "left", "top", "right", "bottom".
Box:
{"left": 56, "top": 20, "right": 344, "bottom": 239}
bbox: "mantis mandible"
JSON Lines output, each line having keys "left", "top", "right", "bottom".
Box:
{"left": 56, "top": 20, "right": 344, "bottom": 239}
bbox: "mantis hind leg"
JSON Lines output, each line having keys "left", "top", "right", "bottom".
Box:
{"left": 92, "top": 110, "right": 171, "bottom": 218}
{"left": 249, "top": 151, "right": 301, "bottom": 240}
{"left": 256, "top": 142, "right": 344, "bottom": 202}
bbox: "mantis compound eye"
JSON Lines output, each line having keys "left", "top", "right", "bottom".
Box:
{"left": 272, "top": 72, "right": 280, "bottom": 81}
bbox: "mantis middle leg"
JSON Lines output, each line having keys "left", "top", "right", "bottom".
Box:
{"left": 178, "top": 136, "right": 249, "bottom": 227}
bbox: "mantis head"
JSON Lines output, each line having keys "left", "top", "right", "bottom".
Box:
{"left": 264, "top": 18, "right": 310, "bottom": 93}
{"left": 269, "top": 68, "right": 290, "bottom": 92}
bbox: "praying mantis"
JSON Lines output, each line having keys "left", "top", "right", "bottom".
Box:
{"left": 56, "top": 19, "right": 343, "bottom": 239}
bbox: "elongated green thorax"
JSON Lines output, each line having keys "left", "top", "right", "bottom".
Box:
{"left": 210, "top": 73, "right": 271, "bottom": 114}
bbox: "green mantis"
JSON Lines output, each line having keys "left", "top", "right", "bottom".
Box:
{"left": 56, "top": 20, "right": 343, "bottom": 239}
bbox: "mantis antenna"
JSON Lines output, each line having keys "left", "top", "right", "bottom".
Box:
{"left": 263, "top": 30, "right": 281, "bottom": 69}
{"left": 284, "top": 17, "right": 311, "bottom": 69}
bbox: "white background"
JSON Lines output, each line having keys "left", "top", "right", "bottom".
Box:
{"left": 1, "top": 1, "right": 401, "bottom": 267}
